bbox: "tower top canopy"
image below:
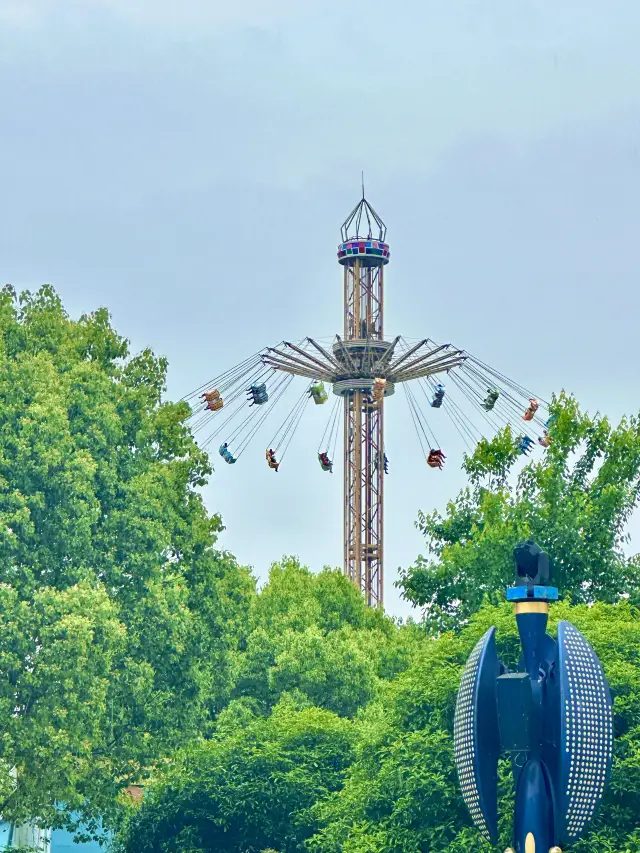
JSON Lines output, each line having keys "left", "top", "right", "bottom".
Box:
{"left": 341, "top": 195, "right": 387, "bottom": 243}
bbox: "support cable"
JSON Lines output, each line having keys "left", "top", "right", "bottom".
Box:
{"left": 198, "top": 368, "right": 282, "bottom": 449}
{"left": 274, "top": 391, "right": 311, "bottom": 460}
{"left": 403, "top": 385, "right": 427, "bottom": 458}
{"left": 183, "top": 352, "right": 266, "bottom": 404}
{"left": 460, "top": 362, "right": 547, "bottom": 430}
{"left": 234, "top": 375, "right": 295, "bottom": 456}
{"left": 318, "top": 397, "right": 341, "bottom": 453}
{"left": 266, "top": 383, "right": 311, "bottom": 454}
{"left": 418, "top": 374, "right": 478, "bottom": 451}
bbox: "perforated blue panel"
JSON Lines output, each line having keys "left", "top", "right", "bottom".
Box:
{"left": 453, "top": 627, "right": 499, "bottom": 841}
{"left": 557, "top": 621, "right": 613, "bottom": 843}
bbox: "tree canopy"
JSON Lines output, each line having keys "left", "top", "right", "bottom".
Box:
{"left": 3, "top": 286, "right": 639, "bottom": 853}
{"left": 308, "top": 600, "right": 640, "bottom": 853}
{"left": 116, "top": 698, "right": 356, "bottom": 853}
{"left": 116, "top": 599, "right": 640, "bottom": 853}
{"left": 114, "top": 392, "right": 640, "bottom": 853}
{"left": 230, "top": 558, "right": 417, "bottom": 718}
{"left": 398, "top": 393, "right": 640, "bottom": 632}
{"left": 0, "top": 285, "right": 253, "bottom": 829}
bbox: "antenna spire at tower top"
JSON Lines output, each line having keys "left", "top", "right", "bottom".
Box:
{"left": 340, "top": 183, "right": 387, "bottom": 243}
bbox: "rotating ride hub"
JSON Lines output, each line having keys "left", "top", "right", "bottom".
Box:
{"left": 332, "top": 377, "right": 396, "bottom": 398}
{"left": 453, "top": 540, "right": 614, "bottom": 853}
{"left": 330, "top": 340, "right": 397, "bottom": 398}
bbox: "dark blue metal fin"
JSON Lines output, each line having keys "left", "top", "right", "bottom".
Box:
{"left": 556, "top": 620, "right": 614, "bottom": 844}
{"left": 453, "top": 627, "right": 501, "bottom": 842}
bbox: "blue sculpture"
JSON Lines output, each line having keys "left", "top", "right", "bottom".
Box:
{"left": 453, "top": 539, "right": 614, "bottom": 853}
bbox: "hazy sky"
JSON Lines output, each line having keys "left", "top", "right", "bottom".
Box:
{"left": 2, "top": 0, "right": 639, "bottom": 618}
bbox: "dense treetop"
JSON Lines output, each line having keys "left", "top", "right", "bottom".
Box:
{"left": 2, "top": 286, "right": 639, "bottom": 853}
{"left": 0, "top": 285, "right": 252, "bottom": 829}
{"left": 116, "top": 595, "right": 640, "bottom": 853}
{"left": 116, "top": 394, "right": 640, "bottom": 853}
{"left": 398, "top": 392, "right": 640, "bottom": 632}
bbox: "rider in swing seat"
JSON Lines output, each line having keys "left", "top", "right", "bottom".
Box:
{"left": 430, "top": 384, "right": 445, "bottom": 408}
{"left": 318, "top": 452, "right": 333, "bottom": 472}
{"left": 522, "top": 398, "right": 539, "bottom": 421}
{"left": 266, "top": 448, "right": 280, "bottom": 472}
{"left": 427, "top": 448, "right": 446, "bottom": 469}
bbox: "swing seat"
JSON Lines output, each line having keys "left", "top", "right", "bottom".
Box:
{"left": 523, "top": 398, "right": 539, "bottom": 421}
{"left": 310, "top": 382, "right": 328, "bottom": 404}
{"left": 518, "top": 436, "right": 534, "bottom": 455}
{"left": 218, "top": 444, "right": 237, "bottom": 464}
{"left": 372, "top": 378, "right": 387, "bottom": 403}
{"left": 427, "top": 449, "right": 445, "bottom": 469}
{"left": 482, "top": 389, "right": 499, "bottom": 411}
{"left": 202, "top": 388, "right": 223, "bottom": 411}
{"left": 248, "top": 383, "right": 269, "bottom": 405}
{"left": 318, "top": 453, "right": 332, "bottom": 472}
{"left": 430, "top": 384, "right": 445, "bottom": 408}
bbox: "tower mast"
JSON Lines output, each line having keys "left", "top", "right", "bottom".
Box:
{"left": 338, "top": 196, "right": 389, "bottom": 606}
{"left": 261, "top": 192, "right": 465, "bottom": 608}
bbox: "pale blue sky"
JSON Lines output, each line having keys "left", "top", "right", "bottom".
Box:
{"left": 2, "top": 1, "right": 639, "bottom": 618}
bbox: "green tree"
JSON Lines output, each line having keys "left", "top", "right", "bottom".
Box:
{"left": 231, "top": 559, "right": 417, "bottom": 716}
{"left": 115, "top": 698, "right": 356, "bottom": 853}
{"left": 308, "top": 601, "right": 640, "bottom": 853}
{"left": 114, "top": 599, "right": 640, "bottom": 853}
{"left": 0, "top": 285, "right": 253, "bottom": 829}
{"left": 398, "top": 393, "right": 640, "bottom": 632}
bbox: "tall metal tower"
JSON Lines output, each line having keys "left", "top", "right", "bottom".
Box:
{"left": 339, "top": 195, "right": 389, "bottom": 606}
{"left": 262, "top": 193, "right": 466, "bottom": 606}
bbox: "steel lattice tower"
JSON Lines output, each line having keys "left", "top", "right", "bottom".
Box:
{"left": 262, "top": 192, "right": 465, "bottom": 607}
{"left": 339, "top": 197, "right": 388, "bottom": 606}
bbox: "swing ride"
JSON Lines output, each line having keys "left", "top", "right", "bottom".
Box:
{"left": 184, "top": 192, "right": 550, "bottom": 607}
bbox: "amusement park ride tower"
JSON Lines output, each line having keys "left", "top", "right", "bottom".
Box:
{"left": 338, "top": 197, "right": 388, "bottom": 604}
{"left": 262, "top": 194, "right": 466, "bottom": 606}
{"left": 191, "top": 190, "right": 548, "bottom": 608}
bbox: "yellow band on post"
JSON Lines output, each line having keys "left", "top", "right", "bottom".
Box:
{"left": 515, "top": 601, "right": 550, "bottom": 614}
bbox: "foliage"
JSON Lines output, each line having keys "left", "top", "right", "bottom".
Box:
{"left": 230, "top": 558, "right": 418, "bottom": 717}
{"left": 6, "top": 285, "right": 640, "bottom": 853}
{"left": 308, "top": 601, "right": 640, "bottom": 853}
{"left": 0, "top": 285, "right": 253, "bottom": 829}
{"left": 115, "top": 599, "right": 640, "bottom": 853}
{"left": 114, "top": 562, "right": 423, "bottom": 853}
{"left": 398, "top": 392, "right": 640, "bottom": 632}
{"left": 115, "top": 698, "right": 356, "bottom": 853}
